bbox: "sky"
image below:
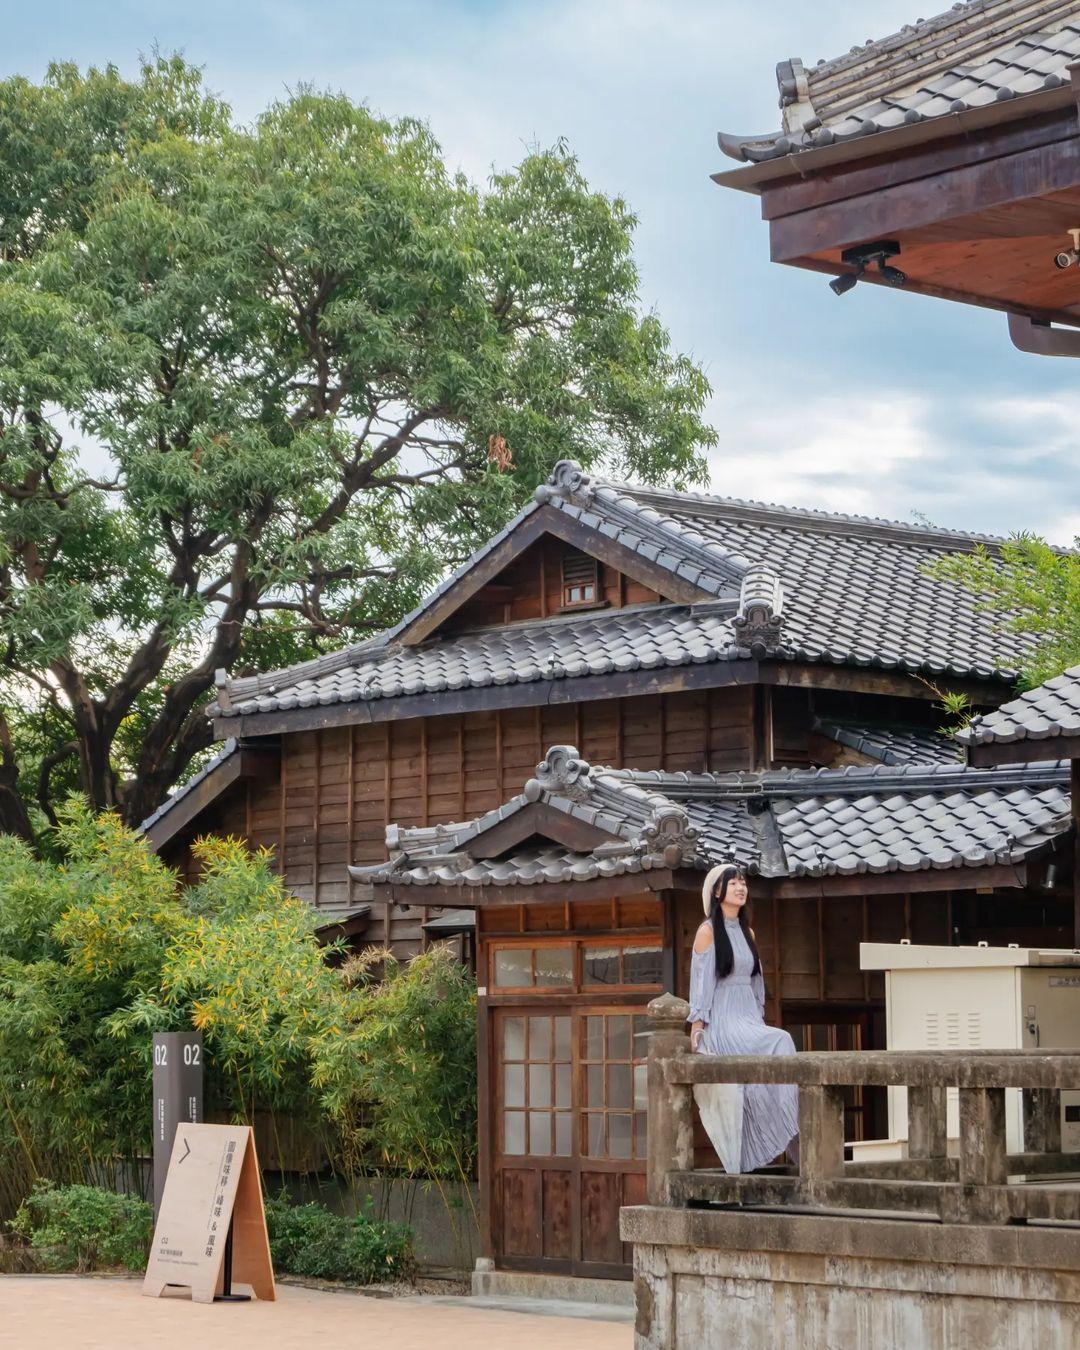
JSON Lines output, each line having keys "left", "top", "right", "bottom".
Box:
{"left": 6, "top": 0, "right": 1080, "bottom": 542}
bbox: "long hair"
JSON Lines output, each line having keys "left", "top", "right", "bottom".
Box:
{"left": 709, "top": 867, "right": 761, "bottom": 979}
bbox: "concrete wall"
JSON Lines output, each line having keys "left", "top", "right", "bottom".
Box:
{"left": 621, "top": 1206, "right": 1080, "bottom": 1349}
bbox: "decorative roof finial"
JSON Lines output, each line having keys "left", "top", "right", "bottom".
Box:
{"left": 534, "top": 460, "right": 593, "bottom": 505}
{"left": 731, "top": 564, "right": 785, "bottom": 659}
{"left": 525, "top": 744, "right": 594, "bottom": 802}
{"left": 641, "top": 803, "right": 700, "bottom": 867}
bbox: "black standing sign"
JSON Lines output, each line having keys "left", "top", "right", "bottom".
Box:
{"left": 152, "top": 1031, "right": 203, "bottom": 1217}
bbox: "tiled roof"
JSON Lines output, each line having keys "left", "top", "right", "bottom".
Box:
{"left": 719, "top": 1, "right": 1080, "bottom": 164}
{"left": 351, "top": 746, "right": 1068, "bottom": 888}
{"left": 623, "top": 486, "right": 1028, "bottom": 680}
{"left": 211, "top": 464, "right": 1034, "bottom": 724}
{"left": 815, "top": 716, "right": 962, "bottom": 766}
{"left": 959, "top": 666, "right": 1080, "bottom": 746}
{"left": 213, "top": 602, "right": 737, "bottom": 716}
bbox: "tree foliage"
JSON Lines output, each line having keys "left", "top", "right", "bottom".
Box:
{"left": 313, "top": 946, "right": 478, "bottom": 1186}
{"left": 0, "top": 805, "right": 477, "bottom": 1219}
{"left": 0, "top": 57, "right": 715, "bottom": 840}
{"left": 926, "top": 535, "right": 1080, "bottom": 690}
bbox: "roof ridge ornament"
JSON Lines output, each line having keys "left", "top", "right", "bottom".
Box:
{"left": 777, "top": 57, "right": 817, "bottom": 136}
{"left": 526, "top": 744, "right": 594, "bottom": 802}
{"left": 640, "top": 802, "right": 700, "bottom": 866}
{"left": 534, "top": 459, "right": 593, "bottom": 504}
{"left": 731, "top": 563, "right": 785, "bottom": 658}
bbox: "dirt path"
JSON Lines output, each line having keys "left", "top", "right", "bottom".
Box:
{"left": 0, "top": 1275, "right": 634, "bottom": 1349}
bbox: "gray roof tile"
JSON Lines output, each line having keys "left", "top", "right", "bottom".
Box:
{"left": 351, "top": 746, "right": 1069, "bottom": 888}
{"left": 815, "top": 716, "right": 963, "bottom": 765}
{"left": 720, "top": 2, "right": 1080, "bottom": 163}
{"left": 213, "top": 465, "right": 1040, "bottom": 723}
{"left": 960, "top": 665, "right": 1080, "bottom": 745}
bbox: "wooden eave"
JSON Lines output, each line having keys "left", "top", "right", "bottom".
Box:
{"left": 968, "top": 735, "right": 1080, "bottom": 766}
{"left": 366, "top": 858, "right": 1034, "bottom": 910}
{"left": 210, "top": 658, "right": 1008, "bottom": 741}
{"left": 141, "top": 745, "right": 279, "bottom": 851}
{"left": 713, "top": 85, "right": 1075, "bottom": 194}
{"left": 370, "top": 869, "right": 676, "bottom": 909}
{"left": 722, "top": 95, "right": 1080, "bottom": 326}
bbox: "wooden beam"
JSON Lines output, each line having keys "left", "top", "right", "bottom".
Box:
{"left": 968, "top": 735, "right": 1080, "bottom": 766}
{"left": 768, "top": 862, "right": 1027, "bottom": 900}
{"left": 758, "top": 108, "right": 1080, "bottom": 222}
{"left": 374, "top": 870, "right": 675, "bottom": 909}
{"left": 769, "top": 134, "right": 1080, "bottom": 263}
{"left": 1008, "top": 312, "right": 1080, "bottom": 358}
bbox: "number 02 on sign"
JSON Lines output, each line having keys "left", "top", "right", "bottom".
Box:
{"left": 143, "top": 1122, "right": 275, "bottom": 1304}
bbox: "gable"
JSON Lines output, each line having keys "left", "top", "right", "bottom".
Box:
{"left": 395, "top": 499, "right": 730, "bottom": 647}
{"left": 437, "top": 534, "right": 664, "bottom": 637}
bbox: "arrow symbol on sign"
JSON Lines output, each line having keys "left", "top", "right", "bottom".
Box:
{"left": 178, "top": 1137, "right": 192, "bottom": 1164}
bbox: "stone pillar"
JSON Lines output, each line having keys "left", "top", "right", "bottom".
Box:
{"left": 1023, "top": 1089, "right": 1062, "bottom": 1155}
{"left": 798, "top": 1083, "right": 846, "bottom": 1183}
{"left": 646, "top": 992, "right": 693, "bottom": 1207}
{"left": 953, "top": 1085, "right": 1009, "bottom": 1222}
{"left": 908, "top": 1085, "right": 948, "bottom": 1160}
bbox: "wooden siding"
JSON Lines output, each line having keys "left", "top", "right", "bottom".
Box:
{"left": 166, "top": 685, "right": 757, "bottom": 956}
{"left": 441, "top": 536, "right": 662, "bottom": 635}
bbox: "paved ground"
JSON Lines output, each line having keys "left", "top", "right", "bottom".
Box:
{"left": 1, "top": 1276, "right": 634, "bottom": 1349}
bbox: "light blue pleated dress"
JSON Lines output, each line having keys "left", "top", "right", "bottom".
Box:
{"left": 688, "top": 917, "right": 800, "bottom": 1172}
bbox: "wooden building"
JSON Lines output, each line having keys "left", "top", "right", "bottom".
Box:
{"left": 141, "top": 459, "right": 1076, "bottom": 1281}
{"left": 714, "top": 0, "right": 1080, "bottom": 355}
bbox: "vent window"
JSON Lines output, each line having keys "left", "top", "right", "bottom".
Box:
{"left": 561, "top": 552, "right": 599, "bottom": 608}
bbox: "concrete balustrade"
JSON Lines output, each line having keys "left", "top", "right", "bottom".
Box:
{"left": 625, "top": 993, "right": 1080, "bottom": 1347}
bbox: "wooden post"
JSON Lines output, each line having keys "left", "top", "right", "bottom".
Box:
{"left": 798, "top": 1084, "right": 846, "bottom": 1182}
{"left": 908, "top": 1085, "right": 948, "bottom": 1160}
{"left": 646, "top": 993, "right": 693, "bottom": 1206}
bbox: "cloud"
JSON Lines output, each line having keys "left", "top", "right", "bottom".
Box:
{"left": 707, "top": 388, "right": 1080, "bottom": 544}
{"left": 6, "top": 0, "right": 1077, "bottom": 545}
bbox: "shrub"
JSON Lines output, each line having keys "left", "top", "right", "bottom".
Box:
{"left": 10, "top": 1182, "right": 153, "bottom": 1272}
{"left": 265, "top": 1196, "right": 414, "bottom": 1285}
{"left": 314, "top": 945, "right": 477, "bottom": 1183}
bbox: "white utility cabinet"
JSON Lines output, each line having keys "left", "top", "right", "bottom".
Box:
{"left": 859, "top": 942, "right": 1080, "bottom": 1156}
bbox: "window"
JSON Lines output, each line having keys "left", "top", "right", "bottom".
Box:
{"left": 493, "top": 945, "right": 574, "bottom": 990}
{"left": 583, "top": 943, "right": 663, "bottom": 988}
{"left": 491, "top": 940, "right": 662, "bottom": 992}
{"left": 501, "top": 1014, "right": 572, "bottom": 1157}
{"left": 581, "top": 1012, "right": 648, "bottom": 1160}
{"left": 561, "top": 551, "right": 599, "bottom": 608}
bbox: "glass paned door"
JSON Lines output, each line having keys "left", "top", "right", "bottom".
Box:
{"left": 492, "top": 1003, "right": 649, "bottom": 1276}
{"left": 500, "top": 1013, "right": 572, "bottom": 1157}
{"left": 581, "top": 1012, "right": 648, "bottom": 1160}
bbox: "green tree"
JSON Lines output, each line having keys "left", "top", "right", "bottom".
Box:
{"left": 0, "top": 58, "right": 714, "bottom": 841}
{"left": 926, "top": 535, "right": 1080, "bottom": 690}
{"left": 0, "top": 806, "right": 478, "bottom": 1219}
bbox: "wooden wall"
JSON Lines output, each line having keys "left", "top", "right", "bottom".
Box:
{"left": 165, "top": 685, "right": 758, "bottom": 955}
{"left": 443, "top": 537, "right": 662, "bottom": 633}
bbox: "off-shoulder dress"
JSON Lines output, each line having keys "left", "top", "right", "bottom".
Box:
{"left": 688, "top": 916, "right": 799, "bottom": 1172}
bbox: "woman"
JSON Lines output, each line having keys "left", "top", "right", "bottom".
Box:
{"left": 688, "top": 862, "right": 799, "bottom": 1172}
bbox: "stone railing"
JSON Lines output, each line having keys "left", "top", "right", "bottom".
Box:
{"left": 646, "top": 992, "right": 1080, "bottom": 1226}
